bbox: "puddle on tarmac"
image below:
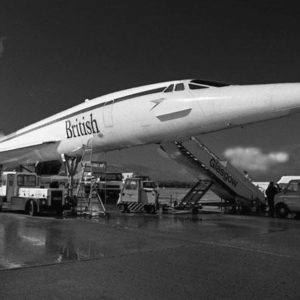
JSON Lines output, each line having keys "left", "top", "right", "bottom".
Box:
{"left": 0, "top": 212, "right": 298, "bottom": 270}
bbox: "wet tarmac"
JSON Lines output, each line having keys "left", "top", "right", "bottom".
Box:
{"left": 0, "top": 210, "right": 300, "bottom": 299}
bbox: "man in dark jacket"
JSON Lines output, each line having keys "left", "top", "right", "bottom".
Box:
{"left": 266, "top": 181, "right": 278, "bottom": 217}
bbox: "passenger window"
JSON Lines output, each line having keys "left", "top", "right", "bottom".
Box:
{"left": 175, "top": 83, "right": 184, "bottom": 91}
{"left": 287, "top": 182, "right": 299, "bottom": 192}
{"left": 189, "top": 84, "right": 208, "bottom": 90}
{"left": 164, "top": 84, "right": 174, "bottom": 93}
{"left": 24, "top": 175, "right": 36, "bottom": 187}
{"left": 17, "top": 175, "right": 24, "bottom": 186}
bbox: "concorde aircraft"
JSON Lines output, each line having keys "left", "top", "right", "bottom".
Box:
{"left": 0, "top": 79, "right": 300, "bottom": 173}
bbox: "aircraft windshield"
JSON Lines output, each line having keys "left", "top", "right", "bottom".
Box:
{"left": 99, "top": 173, "right": 123, "bottom": 181}
{"left": 143, "top": 181, "right": 157, "bottom": 189}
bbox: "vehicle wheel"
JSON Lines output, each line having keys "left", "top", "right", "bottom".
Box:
{"left": 144, "top": 205, "right": 156, "bottom": 214}
{"left": 0, "top": 205, "right": 2, "bottom": 212}
{"left": 27, "top": 200, "right": 37, "bottom": 216}
{"left": 295, "top": 213, "right": 300, "bottom": 220}
{"left": 117, "top": 204, "right": 128, "bottom": 213}
{"left": 275, "top": 204, "right": 289, "bottom": 218}
{"left": 56, "top": 207, "right": 63, "bottom": 216}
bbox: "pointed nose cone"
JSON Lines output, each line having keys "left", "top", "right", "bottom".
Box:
{"left": 271, "top": 83, "right": 300, "bottom": 114}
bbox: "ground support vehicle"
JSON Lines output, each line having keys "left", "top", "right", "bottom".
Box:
{"left": 274, "top": 179, "right": 300, "bottom": 218}
{"left": 117, "top": 178, "right": 159, "bottom": 213}
{"left": 0, "top": 172, "right": 66, "bottom": 216}
{"left": 81, "top": 163, "right": 122, "bottom": 204}
{"left": 97, "top": 173, "right": 122, "bottom": 204}
{"left": 161, "top": 137, "right": 266, "bottom": 213}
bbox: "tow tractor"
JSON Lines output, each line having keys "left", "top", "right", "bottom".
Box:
{"left": 0, "top": 171, "right": 67, "bottom": 216}
{"left": 117, "top": 177, "right": 159, "bottom": 213}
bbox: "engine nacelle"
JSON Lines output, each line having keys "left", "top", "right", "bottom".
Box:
{"left": 35, "top": 160, "right": 62, "bottom": 175}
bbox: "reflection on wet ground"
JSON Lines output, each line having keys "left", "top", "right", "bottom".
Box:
{"left": 0, "top": 210, "right": 300, "bottom": 270}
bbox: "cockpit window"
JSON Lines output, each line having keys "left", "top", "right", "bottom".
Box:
{"left": 189, "top": 84, "right": 208, "bottom": 90}
{"left": 164, "top": 84, "right": 174, "bottom": 93}
{"left": 190, "top": 79, "right": 229, "bottom": 87}
{"left": 175, "top": 83, "right": 184, "bottom": 91}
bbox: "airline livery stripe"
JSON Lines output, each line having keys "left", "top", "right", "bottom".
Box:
{"left": 0, "top": 87, "right": 166, "bottom": 144}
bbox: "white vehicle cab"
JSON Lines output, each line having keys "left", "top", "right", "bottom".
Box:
{"left": 274, "top": 179, "right": 300, "bottom": 218}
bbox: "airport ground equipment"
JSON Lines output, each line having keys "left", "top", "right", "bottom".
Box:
{"left": 274, "top": 179, "right": 300, "bottom": 218}
{"left": 161, "top": 136, "right": 266, "bottom": 212}
{"left": 76, "top": 161, "right": 107, "bottom": 217}
{"left": 0, "top": 171, "right": 65, "bottom": 216}
{"left": 82, "top": 165, "right": 122, "bottom": 204}
{"left": 177, "top": 180, "right": 212, "bottom": 212}
{"left": 117, "top": 177, "right": 159, "bottom": 213}
{"left": 277, "top": 176, "right": 300, "bottom": 189}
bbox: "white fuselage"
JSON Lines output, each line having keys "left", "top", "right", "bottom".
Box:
{"left": 1, "top": 79, "right": 300, "bottom": 166}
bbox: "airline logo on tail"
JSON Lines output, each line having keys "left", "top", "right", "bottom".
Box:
{"left": 65, "top": 113, "right": 100, "bottom": 138}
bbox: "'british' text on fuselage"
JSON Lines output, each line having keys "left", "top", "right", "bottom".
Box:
{"left": 65, "top": 113, "right": 100, "bottom": 139}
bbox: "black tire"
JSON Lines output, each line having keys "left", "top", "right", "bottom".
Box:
{"left": 144, "top": 205, "right": 156, "bottom": 214}
{"left": 295, "top": 213, "right": 300, "bottom": 219}
{"left": 27, "top": 200, "right": 37, "bottom": 216}
{"left": 56, "top": 207, "right": 63, "bottom": 216}
{"left": 275, "top": 203, "right": 289, "bottom": 218}
{"left": 0, "top": 205, "right": 2, "bottom": 212}
{"left": 117, "top": 204, "right": 127, "bottom": 213}
{"left": 117, "top": 204, "right": 123, "bottom": 211}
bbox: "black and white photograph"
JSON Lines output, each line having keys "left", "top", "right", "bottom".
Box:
{"left": 0, "top": 1, "right": 300, "bottom": 299}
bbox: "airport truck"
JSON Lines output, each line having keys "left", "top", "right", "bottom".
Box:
{"left": 0, "top": 171, "right": 65, "bottom": 216}
{"left": 274, "top": 179, "right": 300, "bottom": 218}
{"left": 117, "top": 177, "right": 159, "bottom": 213}
{"left": 97, "top": 172, "right": 123, "bottom": 204}
{"left": 81, "top": 163, "right": 122, "bottom": 204}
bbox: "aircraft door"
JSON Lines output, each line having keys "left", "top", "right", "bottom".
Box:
{"left": 6, "top": 174, "right": 15, "bottom": 202}
{"left": 102, "top": 100, "right": 114, "bottom": 127}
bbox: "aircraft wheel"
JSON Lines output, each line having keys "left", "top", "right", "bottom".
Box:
{"left": 275, "top": 203, "right": 289, "bottom": 218}
{"left": 27, "top": 200, "right": 37, "bottom": 216}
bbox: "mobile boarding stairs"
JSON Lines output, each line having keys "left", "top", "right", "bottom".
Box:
{"left": 160, "top": 137, "right": 265, "bottom": 213}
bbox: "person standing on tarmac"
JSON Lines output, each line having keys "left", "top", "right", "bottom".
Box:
{"left": 265, "top": 181, "right": 278, "bottom": 217}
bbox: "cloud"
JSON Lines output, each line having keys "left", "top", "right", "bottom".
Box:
{"left": 224, "top": 147, "right": 289, "bottom": 172}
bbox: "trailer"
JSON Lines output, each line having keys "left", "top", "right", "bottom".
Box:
{"left": 0, "top": 171, "right": 66, "bottom": 216}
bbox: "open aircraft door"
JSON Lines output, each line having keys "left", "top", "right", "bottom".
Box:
{"left": 102, "top": 100, "right": 114, "bottom": 127}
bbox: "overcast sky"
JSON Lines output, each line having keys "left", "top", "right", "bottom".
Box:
{"left": 0, "top": 0, "right": 300, "bottom": 181}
